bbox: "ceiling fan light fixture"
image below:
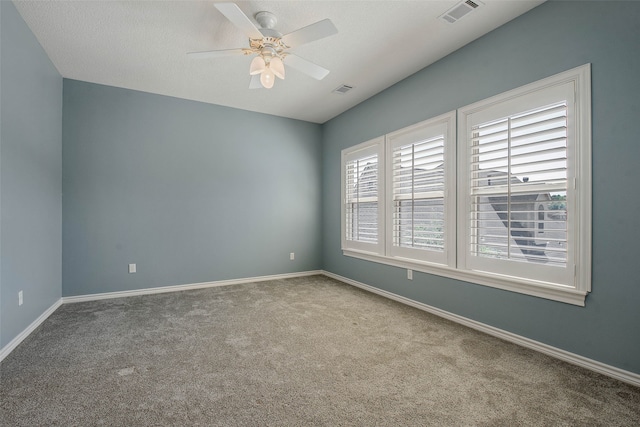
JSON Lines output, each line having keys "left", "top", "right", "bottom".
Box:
{"left": 249, "top": 55, "right": 266, "bottom": 75}
{"left": 191, "top": 3, "right": 338, "bottom": 90}
{"left": 260, "top": 67, "right": 275, "bottom": 89}
{"left": 270, "top": 56, "right": 285, "bottom": 80}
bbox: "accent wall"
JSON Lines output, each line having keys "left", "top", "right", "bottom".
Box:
{"left": 321, "top": 1, "right": 640, "bottom": 374}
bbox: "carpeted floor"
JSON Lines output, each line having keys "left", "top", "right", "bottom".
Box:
{"left": 1, "top": 275, "right": 638, "bottom": 426}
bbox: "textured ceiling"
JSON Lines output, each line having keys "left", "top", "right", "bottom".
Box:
{"left": 13, "top": 0, "right": 544, "bottom": 123}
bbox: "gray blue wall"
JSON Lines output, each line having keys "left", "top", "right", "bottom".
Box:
{"left": 62, "top": 80, "right": 322, "bottom": 296}
{"left": 0, "top": 1, "right": 62, "bottom": 348}
{"left": 323, "top": 0, "right": 640, "bottom": 374}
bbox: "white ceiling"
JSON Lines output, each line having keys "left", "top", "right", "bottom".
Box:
{"left": 13, "top": 0, "right": 544, "bottom": 124}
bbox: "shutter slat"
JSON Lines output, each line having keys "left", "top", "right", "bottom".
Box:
{"left": 510, "top": 117, "right": 566, "bottom": 138}
{"left": 472, "top": 136, "right": 567, "bottom": 166}
{"left": 511, "top": 104, "right": 567, "bottom": 126}
{"left": 470, "top": 169, "right": 567, "bottom": 184}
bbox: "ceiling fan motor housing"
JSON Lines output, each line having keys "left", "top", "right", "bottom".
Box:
{"left": 249, "top": 12, "right": 285, "bottom": 58}
{"left": 255, "top": 11, "right": 278, "bottom": 30}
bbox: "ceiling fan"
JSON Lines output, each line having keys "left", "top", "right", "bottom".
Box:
{"left": 188, "top": 2, "right": 338, "bottom": 89}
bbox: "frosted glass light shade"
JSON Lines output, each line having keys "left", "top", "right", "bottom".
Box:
{"left": 260, "top": 68, "right": 275, "bottom": 89}
{"left": 249, "top": 56, "right": 266, "bottom": 75}
{"left": 270, "top": 57, "right": 285, "bottom": 80}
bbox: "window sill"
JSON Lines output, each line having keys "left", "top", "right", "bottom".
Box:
{"left": 342, "top": 248, "right": 587, "bottom": 306}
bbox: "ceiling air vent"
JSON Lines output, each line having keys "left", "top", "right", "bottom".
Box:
{"left": 440, "top": 0, "right": 482, "bottom": 24}
{"left": 333, "top": 84, "right": 354, "bottom": 95}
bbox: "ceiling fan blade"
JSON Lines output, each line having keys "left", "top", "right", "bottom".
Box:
{"left": 284, "top": 54, "right": 330, "bottom": 80}
{"left": 214, "top": 3, "right": 263, "bottom": 40}
{"left": 249, "top": 74, "right": 262, "bottom": 89}
{"left": 281, "top": 19, "right": 337, "bottom": 48}
{"left": 187, "top": 48, "right": 246, "bottom": 59}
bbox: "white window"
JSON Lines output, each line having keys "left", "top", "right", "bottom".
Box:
{"left": 341, "top": 137, "right": 385, "bottom": 254}
{"left": 341, "top": 113, "right": 456, "bottom": 266}
{"left": 386, "top": 112, "right": 456, "bottom": 266}
{"left": 341, "top": 64, "right": 590, "bottom": 306}
{"left": 457, "top": 64, "right": 591, "bottom": 303}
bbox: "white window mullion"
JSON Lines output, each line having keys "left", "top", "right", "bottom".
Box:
{"left": 410, "top": 143, "right": 415, "bottom": 248}
{"left": 507, "top": 116, "right": 512, "bottom": 260}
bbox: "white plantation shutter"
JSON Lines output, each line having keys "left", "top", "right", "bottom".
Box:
{"left": 470, "top": 102, "right": 568, "bottom": 266}
{"left": 386, "top": 113, "right": 455, "bottom": 266}
{"left": 341, "top": 137, "right": 384, "bottom": 254}
{"left": 345, "top": 154, "right": 378, "bottom": 243}
{"left": 392, "top": 136, "right": 445, "bottom": 250}
{"left": 459, "top": 76, "right": 584, "bottom": 288}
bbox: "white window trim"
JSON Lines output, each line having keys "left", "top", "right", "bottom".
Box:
{"left": 341, "top": 64, "right": 591, "bottom": 307}
{"left": 342, "top": 248, "right": 587, "bottom": 306}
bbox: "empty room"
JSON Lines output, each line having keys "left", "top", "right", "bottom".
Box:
{"left": 1, "top": 0, "right": 639, "bottom": 425}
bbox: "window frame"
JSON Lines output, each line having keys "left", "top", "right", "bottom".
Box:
{"left": 340, "top": 64, "right": 591, "bottom": 306}
{"left": 457, "top": 64, "right": 591, "bottom": 303}
{"left": 341, "top": 137, "right": 385, "bottom": 255}
{"left": 385, "top": 112, "right": 457, "bottom": 267}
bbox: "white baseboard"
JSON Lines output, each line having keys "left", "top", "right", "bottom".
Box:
{"left": 62, "top": 270, "right": 323, "bottom": 303}
{"left": 0, "top": 298, "right": 63, "bottom": 363}
{"left": 322, "top": 270, "right": 640, "bottom": 388}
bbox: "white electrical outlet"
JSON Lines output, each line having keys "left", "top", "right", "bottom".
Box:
{"left": 18, "top": 290, "right": 23, "bottom": 306}
{"left": 407, "top": 269, "right": 413, "bottom": 280}
{"left": 290, "top": 252, "right": 295, "bottom": 260}
{"left": 128, "top": 263, "right": 137, "bottom": 273}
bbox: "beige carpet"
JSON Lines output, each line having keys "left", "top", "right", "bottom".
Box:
{"left": 1, "top": 275, "right": 638, "bottom": 426}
